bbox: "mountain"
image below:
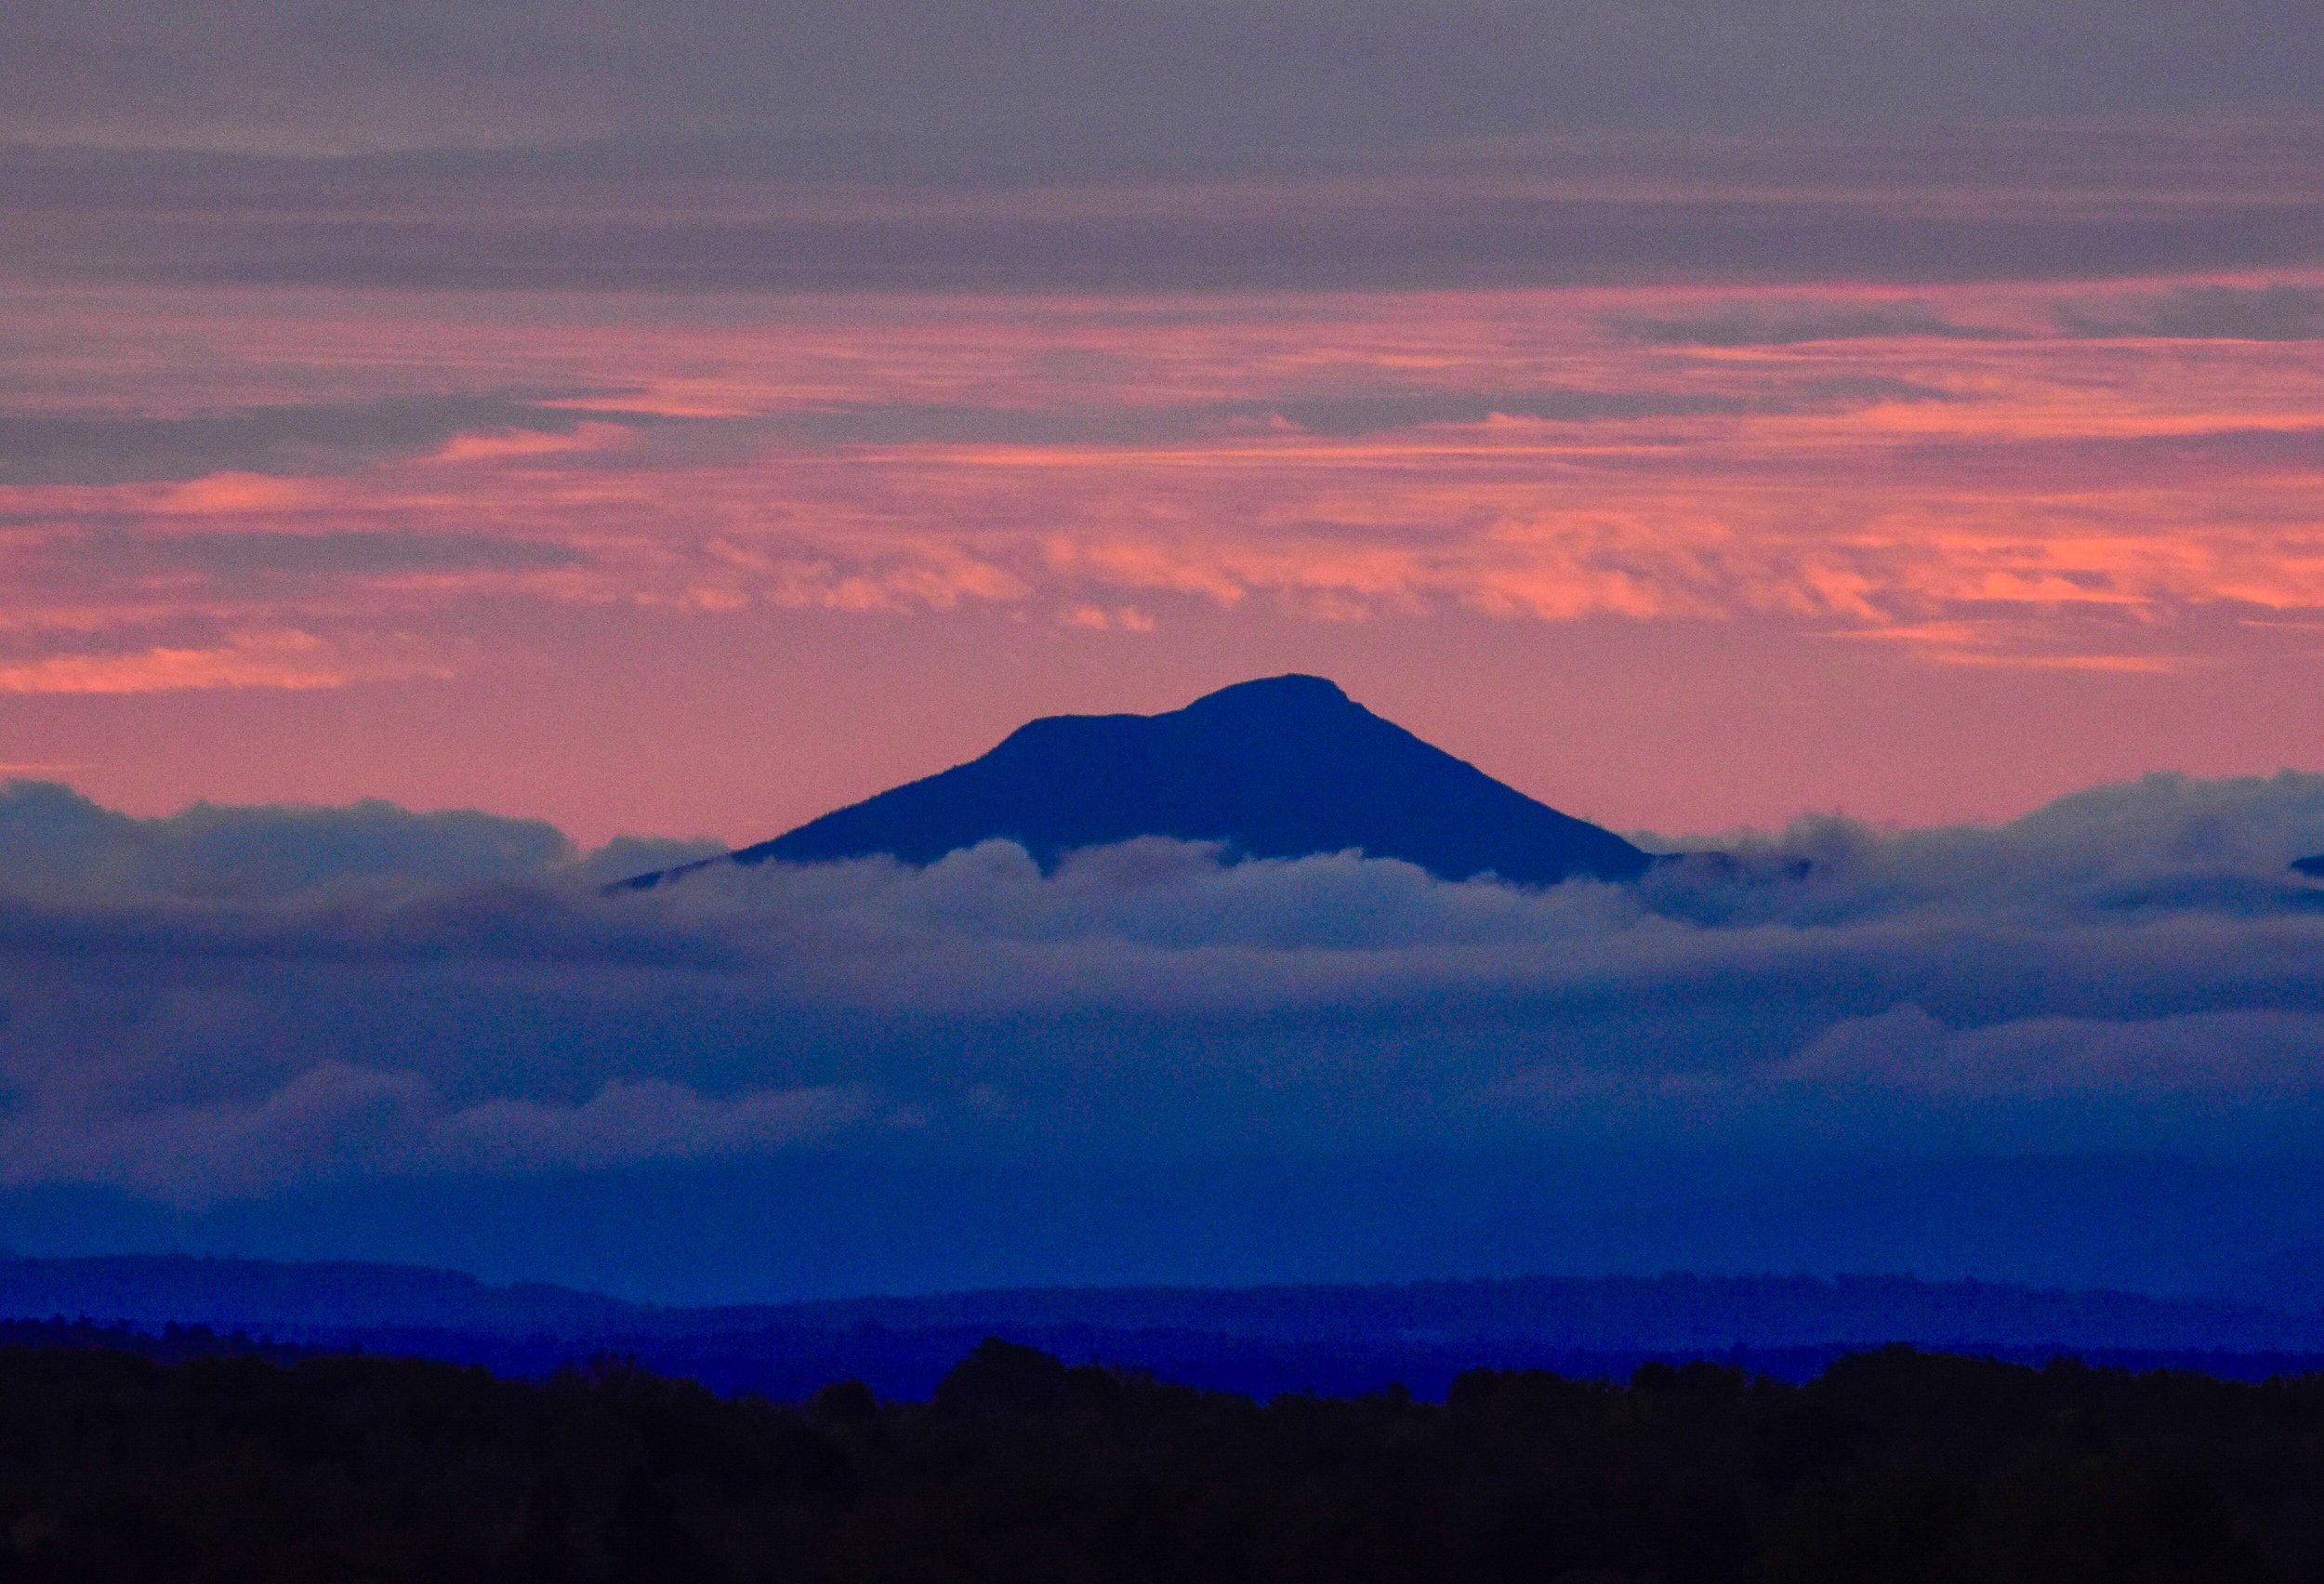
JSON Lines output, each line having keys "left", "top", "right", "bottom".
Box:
{"left": 627, "top": 674, "right": 1651, "bottom": 888}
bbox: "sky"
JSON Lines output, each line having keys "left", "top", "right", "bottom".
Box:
{"left": 4, "top": 0, "right": 2324, "bottom": 1298}
{"left": 1, "top": 0, "right": 2321, "bottom": 844}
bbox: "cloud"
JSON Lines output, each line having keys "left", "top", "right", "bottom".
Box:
{"left": 0, "top": 771, "right": 2322, "bottom": 1210}
{"left": 7, "top": 110, "right": 2322, "bottom": 294}
{"left": 9, "top": 156, "right": 2317, "bottom": 293}
{"left": 0, "top": 1063, "right": 867, "bottom": 1206}
{"left": 0, "top": 393, "right": 643, "bottom": 486}
{"left": 564, "top": 835, "right": 731, "bottom": 890}
{"left": 0, "top": 628, "right": 386, "bottom": 693}
{"left": 721, "top": 380, "right": 1958, "bottom": 449}
{"left": 123, "top": 530, "right": 581, "bottom": 578}
{"left": 1609, "top": 301, "right": 2015, "bottom": 347}
{"left": 2054, "top": 284, "right": 2324, "bottom": 341}
{"left": 0, "top": 776, "right": 576, "bottom": 897}
{"left": 1778, "top": 1004, "right": 2324, "bottom": 1102}
{"left": 422, "top": 1079, "right": 871, "bottom": 1177}
{"left": 1257, "top": 381, "right": 1960, "bottom": 432}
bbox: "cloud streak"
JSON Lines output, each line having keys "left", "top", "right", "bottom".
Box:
{"left": 0, "top": 393, "right": 638, "bottom": 486}
{"left": 1608, "top": 301, "right": 2016, "bottom": 347}
{"left": 3, "top": 1062, "right": 869, "bottom": 1206}
{"left": 0, "top": 629, "right": 372, "bottom": 693}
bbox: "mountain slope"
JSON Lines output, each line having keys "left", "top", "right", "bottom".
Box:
{"left": 633, "top": 674, "right": 1650, "bottom": 887}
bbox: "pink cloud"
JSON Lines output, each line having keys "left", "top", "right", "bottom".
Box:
{"left": 5, "top": 271, "right": 2324, "bottom": 833}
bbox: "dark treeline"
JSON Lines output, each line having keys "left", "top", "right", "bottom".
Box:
{"left": 13, "top": 1291, "right": 2324, "bottom": 1393}
{"left": 0, "top": 1318, "right": 305, "bottom": 1366}
{"left": 2, "top": 1339, "right": 2322, "bottom": 1581}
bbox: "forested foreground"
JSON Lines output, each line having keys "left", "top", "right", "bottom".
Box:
{"left": 2, "top": 1340, "right": 2323, "bottom": 1581}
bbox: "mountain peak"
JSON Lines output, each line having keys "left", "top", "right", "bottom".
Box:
{"left": 1183, "top": 673, "right": 1353, "bottom": 712}
{"left": 626, "top": 676, "right": 1651, "bottom": 889}
{"left": 991, "top": 675, "right": 1357, "bottom": 754}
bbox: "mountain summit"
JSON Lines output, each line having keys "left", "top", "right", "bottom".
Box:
{"left": 627, "top": 675, "right": 1652, "bottom": 888}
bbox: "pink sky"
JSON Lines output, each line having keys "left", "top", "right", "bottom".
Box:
{"left": 3, "top": 271, "right": 2322, "bottom": 845}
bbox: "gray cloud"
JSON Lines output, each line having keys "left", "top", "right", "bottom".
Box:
{"left": 1778, "top": 1005, "right": 2324, "bottom": 1102}
{"left": 0, "top": 1061, "right": 868, "bottom": 1205}
{"left": 565, "top": 835, "right": 731, "bottom": 889}
{"left": 2054, "top": 284, "right": 2324, "bottom": 341}
{"left": 123, "top": 530, "right": 581, "bottom": 577}
{"left": 0, "top": 778, "right": 579, "bottom": 899}
{"left": 0, "top": 392, "right": 642, "bottom": 485}
{"left": 1255, "top": 379, "right": 1961, "bottom": 433}
{"left": 718, "top": 378, "right": 1959, "bottom": 449}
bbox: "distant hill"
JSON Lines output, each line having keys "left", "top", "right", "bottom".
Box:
{"left": 624, "top": 674, "right": 1651, "bottom": 889}
{"left": 759, "top": 1272, "right": 2324, "bottom": 1354}
{"left": 0, "top": 1255, "right": 636, "bottom": 1336}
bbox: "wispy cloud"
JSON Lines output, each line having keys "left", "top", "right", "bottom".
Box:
{"left": 0, "top": 393, "right": 659, "bottom": 486}
{"left": 2055, "top": 283, "right": 2324, "bottom": 341}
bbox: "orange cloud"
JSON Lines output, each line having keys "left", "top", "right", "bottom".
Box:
{"left": 0, "top": 630, "right": 366, "bottom": 693}
{"left": 153, "top": 473, "right": 321, "bottom": 515}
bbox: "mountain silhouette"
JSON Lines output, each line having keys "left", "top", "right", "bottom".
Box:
{"left": 625, "top": 674, "right": 1652, "bottom": 888}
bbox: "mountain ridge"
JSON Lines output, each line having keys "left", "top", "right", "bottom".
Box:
{"left": 7, "top": 1253, "right": 2319, "bottom": 1351}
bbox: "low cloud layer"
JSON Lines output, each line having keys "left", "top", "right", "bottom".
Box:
{"left": 5, "top": 772, "right": 2324, "bottom": 1209}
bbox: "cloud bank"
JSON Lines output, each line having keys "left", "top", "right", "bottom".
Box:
{"left": 5, "top": 772, "right": 2324, "bottom": 1216}
{"left": 6, "top": 4, "right": 2320, "bottom": 293}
